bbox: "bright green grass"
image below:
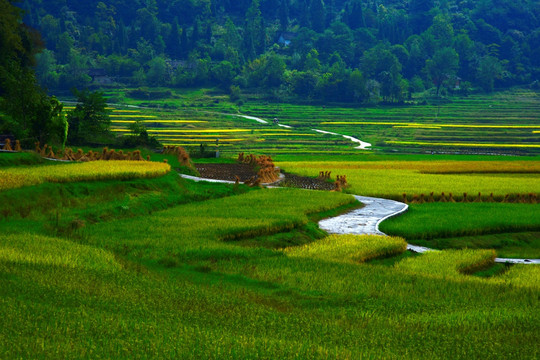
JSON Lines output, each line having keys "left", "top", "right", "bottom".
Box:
{"left": 82, "top": 188, "right": 356, "bottom": 264}
{"left": 379, "top": 203, "right": 540, "bottom": 258}
{"left": 395, "top": 248, "right": 496, "bottom": 276}
{"left": 380, "top": 203, "right": 540, "bottom": 239}
{"left": 409, "top": 232, "right": 540, "bottom": 259}
{"left": 0, "top": 171, "right": 248, "bottom": 236}
{"left": 0, "top": 151, "right": 44, "bottom": 166}
{"left": 0, "top": 233, "right": 120, "bottom": 271}
{"left": 1, "top": 150, "right": 539, "bottom": 358}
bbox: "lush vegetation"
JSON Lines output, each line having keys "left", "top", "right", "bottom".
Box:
{"left": 77, "top": 88, "right": 539, "bottom": 156}
{"left": 0, "top": 0, "right": 539, "bottom": 357}
{"left": 286, "top": 234, "right": 407, "bottom": 263}
{"left": 381, "top": 203, "right": 540, "bottom": 240}
{"left": 0, "top": 157, "right": 539, "bottom": 358}
{"left": 279, "top": 157, "right": 539, "bottom": 259}
{"left": 21, "top": 0, "right": 540, "bottom": 102}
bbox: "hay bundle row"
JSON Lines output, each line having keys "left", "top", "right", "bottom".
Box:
{"left": 2, "top": 139, "right": 22, "bottom": 152}
{"left": 318, "top": 171, "right": 332, "bottom": 180}
{"left": 238, "top": 153, "right": 280, "bottom": 184}
{"left": 162, "top": 146, "right": 191, "bottom": 167}
{"left": 34, "top": 142, "right": 149, "bottom": 162}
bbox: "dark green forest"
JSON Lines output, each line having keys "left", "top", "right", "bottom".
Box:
{"left": 15, "top": 0, "right": 540, "bottom": 102}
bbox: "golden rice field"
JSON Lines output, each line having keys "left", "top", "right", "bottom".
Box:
{"left": 0, "top": 233, "right": 120, "bottom": 271}
{"left": 285, "top": 234, "right": 407, "bottom": 263}
{"left": 395, "top": 249, "right": 496, "bottom": 277}
{"left": 0, "top": 161, "right": 171, "bottom": 191}
{"left": 321, "top": 121, "right": 540, "bottom": 129}
{"left": 277, "top": 160, "right": 540, "bottom": 199}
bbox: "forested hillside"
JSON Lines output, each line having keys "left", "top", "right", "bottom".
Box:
{"left": 19, "top": 0, "right": 540, "bottom": 102}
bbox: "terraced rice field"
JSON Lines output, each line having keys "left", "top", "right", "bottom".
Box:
{"left": 1, "top": 154, "right": 539, "bottom": 358}
{"left": 100, "top": 89, "right": 540, "bottom": 155}
{"left": 100, "top": 105, "right": 354, "bottom": 154}
{"left": 237, "top": 89, "right": 540, "bottom": 154}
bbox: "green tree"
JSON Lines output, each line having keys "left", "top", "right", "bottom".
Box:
{"left": 361, "top": 45, "right": 404, "bottom": 102}
{"left": 39, "top": 14, "right": 61, "bottom": 50}
{"left": 304, "top": 49, "right": 321, "bottom": 72}
{"left": 264, "top": 53, "right": 286, "bottom": 87}
{"left": 348, "top": 69, "right": 367, "bottom": 102}
{"left": 424, "top": 47, "right": 459, "bottom": 96}
{"left": 67, "top": 89, "right": 112, "bottom": 145}
{"left": 427, "top": 15, "right": 454, "bottom": 50}
{"left": 245, "top": 53, "right": 285, "bottom": 88}
{"left": 476, "top": 56, "right": 503, "bottom": 92}
{"left": 244, "top": 0, "right": 265, "bottom": 60}
{"left": 147, "top": 56, "right": 168, "bottom": 85}
{"left": 309, "top": 0, "right": 326, "bottom": 33}
{"left": 35, "top": 49, "right": 59, "bottom": 90}
{"left": 212, "top": 61, "right": 235, "bottom": 89}
{"left": 56, "top": 32, "right": 74, "bottom": 64}
{"left": 278, "top": 0, "right": 289, "bottom": 30}
{"left": 31, "top": 95, "right": 65, "bottom": 146}
{"left": 345, "top": 0, "right": 365, "bottom": 29}
{"left": 408, "top": 0, "right": 434, "bottom": 33}
{"left": 0, "top": 0, "right": 64, "bottom": 146}
{"left": 289, "top": 70, "right": 318, "bottom": 97}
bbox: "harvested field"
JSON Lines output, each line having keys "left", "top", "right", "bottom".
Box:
{"left": 194, "top": 163, "right": 335, "bottom": 190}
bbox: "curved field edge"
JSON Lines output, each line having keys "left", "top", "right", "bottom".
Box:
{"left": 81, "top": 187, "right": 357, "bottom": 263}
{"left": 0, "top": 172, "right": 252, "bottom": 238}
{"left": 379, "top": 203, "right": 540, "bottom": 259}
{"left": 0, "top": 233, "right": 120, "bottom": 271}
{"left": 0, "top": 161, "right": 171, "bottom": 191}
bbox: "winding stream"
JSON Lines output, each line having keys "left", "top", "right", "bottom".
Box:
{"left": 180, "top": 174, "right": 539, "bottom": 265}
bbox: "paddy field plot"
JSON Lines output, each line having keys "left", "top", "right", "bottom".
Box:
{"left": 104, "top": 88, "right": 540, "bottom": 156}
{"left": 0, "top": 161, "right": 170, "bottom": 191}
{"left": 276, "top": 159, "right": 540, "bottom": 200}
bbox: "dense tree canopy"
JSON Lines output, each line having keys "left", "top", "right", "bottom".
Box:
{"left": 0, "top": 0, "right": 66, "bottom": 147}
{"left": 16, "top": 0, "right": 540, "bottom": 103}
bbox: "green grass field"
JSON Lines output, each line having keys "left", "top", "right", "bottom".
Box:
{"left": 379, "top": 203, "right": 540, "bottom": 258}
{"left": 2, "top": 88, "right": 540, "bottom": 358}
{"left": 1, "top": 169, "right": 538, "bottom": 358}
